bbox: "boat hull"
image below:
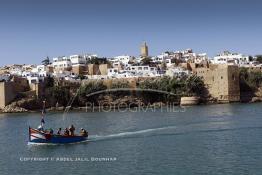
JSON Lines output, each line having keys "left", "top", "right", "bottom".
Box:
{"left": 29, "top": 127, "right": 88, "bottom": 144}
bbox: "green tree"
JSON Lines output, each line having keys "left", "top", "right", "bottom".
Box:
{"left": 185, "top": 75, "right": 205, "bottom": 96}
{"left": 256, "top": 55, "right": 262, "bottom": 63}
{"left": 45, "top": 76, "right": 54, "bottom": 87}
{"left": 78, "top": 81, "right": 107, "bottom": 105}
{"left": 248, "top": 56, "right": 254, "bottom": 62}
{"left": 239, "top": 67, "right": 262, "bottom": 91}
{"left": 138, "top": 78, "right": 159, "bottom": 90}
{"left": 161, "top": 61, "right": 167, "bottom": 70}
{"left": 51, "top": 86, "right": 70, "bottom": 106}
{"left": 111, "top": 80, "right": 129, "bottom": 89}
{"left": 80, "top": 81, "right": 107, "bottom": 95}
{"left": 141, "top": 57, "right": 152, "bottom": 65}
{"left": 171, "top": 58, "right": 182, "bottom": 66}
{"left": 169, "top": 76, "right": 187, "bottom": 95}
{"left": 78, "top": 74, "right": 86, "bottom": 80}
{"left": 248, "top": 71, "right": 262, "bottom": 87}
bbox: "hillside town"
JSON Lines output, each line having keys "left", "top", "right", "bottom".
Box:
{"left": 0, "top": 42, "right": 262, "bottom": 111}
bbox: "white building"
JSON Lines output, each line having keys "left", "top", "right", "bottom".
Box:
{"left": 31, "top": 65, "right": 50, "bottom": 73}
{"left": 165, "top": 67, "right": 190, "bottom": 77}
{"left": 212, "top": 51, "right": 249, "bottom": 65}
{"left": 109, "top": 55, "right": 134, "bottom": 67}
{"left": 153, "top": 49, "right": 208, "bottom": 65}
{"left": 27, "top": 76, "right": 45, "bottom": 84}
{"left": 0, "top": 74, "right": 11, "bottom": 82}
{"left": 111, "top": 61, "right": 124, "bottom": 69}
{"left": 30, "top": 65, "right": 53, "bottom": 78}
{"left": 52, "top": 54, "right": 98, "bottom": 74}
{"left": 165, "top": 58, "right": 172, "bottom": 67}
{"left": 70, "top": 55, "right": 87, "bottom": 65}
{"left": 125, "top": 65, "right": 159, "bottom": 77}
{"left": 21, "top": 71, "right": 51, "bottom": 84}
{"left": 107, "top": 68, "right": 119, "bottom": 78}
{"left": 22, "top": 64, "right": 35, "bottom": 72}
{"left": 152, "top": 52, "right": 170, "bottom": 63}
{"left": 52, "top": 56, "right": 72, "bottom": 72}
{"left": 83, "top": 54, "right": 98, "bottom": 61}
{"left": 21, "top": 64, "right": 53, "bottom": 84}
{"left": 107, "top": 65, "right": 160, "bottom": 78}
{"left": 21, "top": 72, "right": 45, "bottom": 84}
{"left": 107, "top": 68, "right": 136, "bottom": 79}
{"left": 241, "top": 61, "right": 262, "bottom": 68}
{"left": 194, "top": 53, "right": 208, "bottom": 64}
{"left": 38, "top": 71, "right": 52, "bottom": 77}
{"left": 21, "top": 71, "right": 32, "bottom": 77}
{"left": 53, "top": 70, "right": 77, "bottom": 79}
{"left": 9, "top": 65, "right": 23, "bottom": 76}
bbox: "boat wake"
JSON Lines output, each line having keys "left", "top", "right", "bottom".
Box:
{"left": 88, "top": 125, "right": 262, "bottom": 143}
{"left": 88, "top": 125, "right": 177, "bottom": 142}
{"left": 27, "top": 126, "right": 176, "bottom": 146}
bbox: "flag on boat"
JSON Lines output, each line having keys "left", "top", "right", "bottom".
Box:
{"left": 41, "top": 100, "right": 46, "bottom": 115}
{"left": 41, "top": 117, "right": 45, "bottom": 126}
{"left": 41, "top": 101, "right": 46, "bottom": 126}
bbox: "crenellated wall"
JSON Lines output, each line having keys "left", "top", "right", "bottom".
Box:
{"left": 196, "top": 64, "right": 240, "bottom": 102}
{"left": 0, "top": 82, "right": 16, "bottom": 108}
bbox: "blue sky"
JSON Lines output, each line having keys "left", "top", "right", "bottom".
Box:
{"left": 0, "top": 0, "right": 261, "bottom": 66}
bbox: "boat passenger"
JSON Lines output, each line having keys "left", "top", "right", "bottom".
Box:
{"left": 64, "top": 128, "right": 69, "bottom": 136}
{"left": 57, "top": 128, "right": 62, "bottom": 135}
{"left": 37, "top": 125, "right": 44, "bottom": 132}
{"left": 49, "top": 128, "right": 54, "bottom": 134}
{"left": 80, "top": 128, "right": 88, "bottom": 137}
{"left": 69, "top": 125, "right": 75, "bottom": 136}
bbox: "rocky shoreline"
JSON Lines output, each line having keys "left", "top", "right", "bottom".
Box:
{"left": 1, "top": 96, "right": 261, "bottom": 114}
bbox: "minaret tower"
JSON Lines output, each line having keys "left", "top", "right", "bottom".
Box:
{"left": 140, "top": 42, "right": 149, "bottom": 57}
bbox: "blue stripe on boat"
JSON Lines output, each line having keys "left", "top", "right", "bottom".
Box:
{"left": 29, "top": 127, "right": 88, "bottom": 144}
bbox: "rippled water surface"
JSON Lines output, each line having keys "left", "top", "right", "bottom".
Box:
{"left": 0, "top": 103, "right": 262, "bottom": 175}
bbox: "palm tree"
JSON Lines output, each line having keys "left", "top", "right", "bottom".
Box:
{"left": 41, "top": 56, "right": 50, "bottom": 66}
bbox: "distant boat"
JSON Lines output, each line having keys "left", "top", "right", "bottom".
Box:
{"left": 28, "top": 127, "right": 88, "bottom": 144}
{"left": 28, "top": 101, "right": 88, "bottom": 144}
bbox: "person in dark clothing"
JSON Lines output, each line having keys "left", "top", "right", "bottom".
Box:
{"left": 57, "top": 128, "right": 62, "bottom": 135}
{"left": 80, "top": 128, "right": 88, "bottom": 137}
{"left": 41, "top": 117, "right": 45, "bottom": 127}
{"left": 64, "top": 128, "right": 69, "bottom": 136}
{"left": 49, "top": 128, "right": 54, "bottom": 134}
{"left": 69, "top": 125, "right": 75, "bottom": 136}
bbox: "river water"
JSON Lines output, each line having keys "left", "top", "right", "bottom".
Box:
{"left": 0, "top": 103, "right": 262, "bottom": 175}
